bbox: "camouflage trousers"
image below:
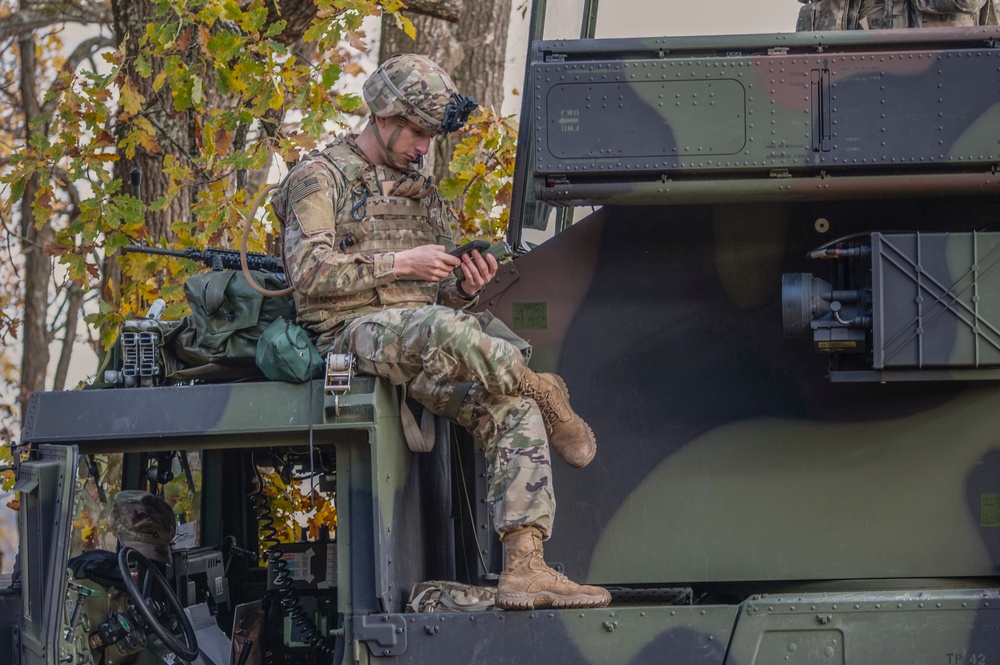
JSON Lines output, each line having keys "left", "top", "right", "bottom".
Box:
{"left": 332, "top": 305, "right": 556, "bottom": 538}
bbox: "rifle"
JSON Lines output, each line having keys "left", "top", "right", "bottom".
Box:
{"left": 124, "top": 244, "right": 285, "bottom": 273}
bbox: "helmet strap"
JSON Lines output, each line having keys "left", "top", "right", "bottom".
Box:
{"left": 372, "top": 115, "right": 411, "bottom": 169}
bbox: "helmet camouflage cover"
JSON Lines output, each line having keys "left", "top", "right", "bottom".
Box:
{"left": 109, "top": 490, "right": 177, "bottom": 563}
{"left": 363, "top": 54, "right": 478, "bottom": 134}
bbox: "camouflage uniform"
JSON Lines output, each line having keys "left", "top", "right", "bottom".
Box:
{"left": 797, "top": 0, "right": 998, "bottom": 30}
{"left": 274, "top": 122, "right": 556, "bottom": 537}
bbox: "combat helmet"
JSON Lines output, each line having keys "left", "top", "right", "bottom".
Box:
{"left": 109, "top": 490, "right": 177, "bottom": 564}
{"left": 363, "top": 54, "right": 478, "bottom": 135}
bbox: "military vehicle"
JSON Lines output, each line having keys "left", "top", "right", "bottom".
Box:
{"left": 5, "top": 0, "right": 1000, "bottom": 662}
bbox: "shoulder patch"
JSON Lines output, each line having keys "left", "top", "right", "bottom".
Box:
{"left": 290, "top": 176, "right": 322, "bottom": 203}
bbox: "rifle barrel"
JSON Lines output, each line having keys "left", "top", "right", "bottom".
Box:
{"left": 124, "top": 245, "right": 191, "bottom": 258}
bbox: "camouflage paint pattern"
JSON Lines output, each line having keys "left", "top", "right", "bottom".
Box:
{"left": 13, "top": 21, "right": 1000, "bottom": 665}
{"left": 530, "top": 28, "right": 1000, "bottom": 207}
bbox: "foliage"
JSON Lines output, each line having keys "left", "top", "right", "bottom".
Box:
{"left": 1, "top": 0, "right": 413, "bottom": 351}
{"left": 71, "top": 454, "right": 123, "bottom": 554}
{"left": 0, "top": 18, "right": 75, "bottom": 440}
{"left": 439, "top": 107, "right": 518, "bottom": 243}
{"left": 256, "top": 463, "right": 337, "bottom": 554}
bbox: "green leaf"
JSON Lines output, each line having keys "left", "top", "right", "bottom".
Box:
{"left": 207, "top": 31, "right": 244, "bottom": 62}
{"left": 135, "top": 52, "right": 152, "bottom": 78}
{"left": 221, "top": 0, "right": 242, "bottom": 22}
{"left": 437, "top": 177, "right": 464, "bottom": 201}
{"left": 173, "top": 77, "right": 193, "bottom": 111}
{"left": 264, "top": 19, "right": 287, "bottom": 38}
{"left": 243, "top": 4, "right": 267, "bottom": 32}
{"left": 339, "top": 93, "right": 363, "bottom": 112}
{"left": 9, "top": 176, "right": 28, "bottom": 203}
{"left": 149, "top": 193, "right": 175, "bottom": 212}
{"left": 196, "top": 2, "right": 222, "bottom": 24}
{"left": 321, "top": 63, "right": 342, "bottom": 90}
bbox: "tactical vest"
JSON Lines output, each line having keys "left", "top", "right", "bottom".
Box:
{"left": 797, "top": 0, "right": 998, "bottom": 31}
{"left": 276, "top": 138, "right": 445, "bottom": 331}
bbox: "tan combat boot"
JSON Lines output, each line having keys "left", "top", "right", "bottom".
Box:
{"left": 515, "top": 368, "right": 597, "bottom": 468}
{"left": 496, "top": 526, "right": 611, "bottom": 610}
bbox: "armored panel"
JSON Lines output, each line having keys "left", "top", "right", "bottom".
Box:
{"left": 530, "top": 30, "right": 1000, "bottom": 204}
{"left": 15, "top": 445, "right": 77, "bottom": 665}
{"left": 729, "top": 589, "right": 1000, "bottom": 665}
{"left": 544, "top": 79, "right": 747, "bottom": 160}
{"left": 486, "top": 202, "right": 1000, "bottom": 585}
{"left": 872, "top": 232, "right": 1000, "bottom": 369}
{"left": 361, "top": 605, "right": 736, "bottom": 665}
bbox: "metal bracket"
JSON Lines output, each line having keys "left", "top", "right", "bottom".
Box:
{"left": 355, "top": 614, "right": 408, "bottom": 657}
{"left": 324, "top": 352, "right": 354, "bottom": 416}
{"left": 546, "top": 53, "right": 567, "bottom": 63}
{"left": 480, "top": 262, "right": 522, "bottom": 311}
{"left": 768, "top": 47, "right": 789, "bottom": 56}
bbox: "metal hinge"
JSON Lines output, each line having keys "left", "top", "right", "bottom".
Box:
{"left": 770, "top": 169, "right": 792, "bottom": 179}
{"left": 355, "top": 614, "right": 407, "bottom": 657}
{"left": 546, "top": 53, "right": 566, "bottom": 63}
{"left": 768, "top": 47, "right": 789, "bottom": 56}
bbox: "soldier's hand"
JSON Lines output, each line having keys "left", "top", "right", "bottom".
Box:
{"left": 394, "top": 245, "right": 460, "bottom": 282}
{"left": 389, "top": 171, "right": 435, "bottom": 200}
{"left": 459, "top": 250, "right": 499, "bottom": 296}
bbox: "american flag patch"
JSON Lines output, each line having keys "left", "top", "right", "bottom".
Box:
{"left": 290, "top": 176, "right": 322, "bottom": 202}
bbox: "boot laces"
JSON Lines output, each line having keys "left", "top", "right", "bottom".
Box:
{"left": 523, "top": 380, "right": 570, "bottom": 426}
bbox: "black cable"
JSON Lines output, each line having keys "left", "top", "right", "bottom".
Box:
{"left": 252, "top": 453, "right": 337, "bottom": 659}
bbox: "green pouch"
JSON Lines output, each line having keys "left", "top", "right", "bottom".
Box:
{"left": 256, "top": 318, "right": 324, "bottom": 383}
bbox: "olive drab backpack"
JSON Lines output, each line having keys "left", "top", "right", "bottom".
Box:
{"left": 162, "top": 270, "right": 296, "bottom": 382}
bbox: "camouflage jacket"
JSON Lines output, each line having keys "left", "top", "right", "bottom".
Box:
{"left": 273, "top": 136, "right": 475, "bottom": 348}
{"left": 797, "top": 0, "right": 999, "bottom": 31}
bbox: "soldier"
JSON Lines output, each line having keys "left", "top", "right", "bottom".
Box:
{"left": 797, "top": 0, "right": 998, "bottom": 31}
{"left": 272, "top": 54, "right": 611, "bottom": 611}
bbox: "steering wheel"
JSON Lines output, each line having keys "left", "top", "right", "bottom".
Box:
{"left": 117, "top": 547, "right": 200, "bottom": 661}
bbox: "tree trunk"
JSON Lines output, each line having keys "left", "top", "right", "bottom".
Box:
{"left": 18, "top": 29, "right": 53, "bottom": 423}
{"left": 111, "top": 0, "right": 192, "bottom": 243}
{"left": 52, "top": 282, "right": 85, "bottom": 391}
{"left": 103, "top": 0, "right": 199, "bottom": 351}
{"left": 379, "top": 0, "right": 512, "bottom": 181}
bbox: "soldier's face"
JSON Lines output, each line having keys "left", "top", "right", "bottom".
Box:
{"left": 378, "top": 117, "right": 437, "bottom": 167}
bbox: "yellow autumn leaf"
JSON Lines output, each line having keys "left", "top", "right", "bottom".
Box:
{"left": 119, "top": 76, "right": 146, "bottom": 116}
